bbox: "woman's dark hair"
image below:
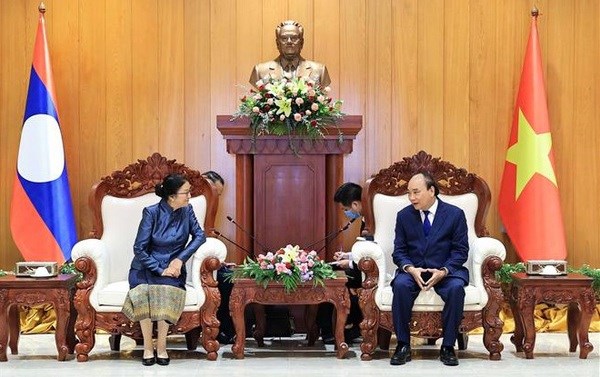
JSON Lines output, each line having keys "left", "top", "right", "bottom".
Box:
{"left": 202, "top": 170, "right": 225, "bottom": 186}
{"left": 155, "top": 174, "right": 187, "bottom": 199}
{"left": 334, "top": 182, "right": 362, "bottom": 207}
{"left": 420, "top": 171, "right": 440, "bottom": 196}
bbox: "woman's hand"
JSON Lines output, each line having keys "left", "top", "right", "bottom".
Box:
{"left": 166, "top": 258, "right": 183, "bottom": 278}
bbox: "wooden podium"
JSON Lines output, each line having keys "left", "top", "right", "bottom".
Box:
{"left": 217, "top": 116, "right": 362, "bottom": 263}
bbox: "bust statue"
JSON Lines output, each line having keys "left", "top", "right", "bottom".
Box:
{"left": 249, "top": 20, "right": 331, "bottom": 88}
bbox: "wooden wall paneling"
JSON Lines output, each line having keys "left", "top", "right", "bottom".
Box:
{"left": 417, "top": 0, "right": 444, "bottom": 157}
{"left": 210, "top": 0, "right": 237, "bottom": 257}
{"left": 236, "top": 0, "right": 263, "bottom": 98}
{"left": 262, "top": 0, "right": 287, "bottom": 61}
{"left": 314, "top": 0, "right": 340, "bottom": 98}
{"left": 391, "top": 0, "right": 418, "bottom": 162}
{"left": 365, "top": 0, "right": 392, "bottom": 175}
{"left": 572, "top": 0, "right": 599, "bottom": 267}
{"left": 131, "top": 0, "right": 159, "bottom": 159}
{"left": 546, "top": 1, "right": 575, "bottom": 265}
{"left": 184, "top": 0, "right": 211, "bottom": 170}
{"left": 468, "top": 0, "right": 496, "bottom": 189}
{"left": 0, "top": 0, "right": 28, "bottom": 268}
{"left": 105, "top": 0, "right": 133, "bottom": 171}
{"left": 288, "top": 0, "right": 314, "bottom": 60}
{"left": 79, "top": 0, "right": 107, "bottom": 238}
{"left": 158, "top": 0, "right": 185, "bottom": 160}
{"left": 442, "top": 0, "right": 469, "bottom": 168}
{"left": 340, "top": 0, "right": 366, "bottom": 183}
{"left": 52, "top": 0, "right": 81, "bottom": 241}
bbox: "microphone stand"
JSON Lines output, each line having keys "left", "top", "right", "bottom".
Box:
{"left": 226, "top": 215, "right": 271, "bottom": 253}
{"left": 304, "top": 217, "right": 357, "bottom": 251}
{"left": 212, "top": 230, "right": 254, "bottom": 260}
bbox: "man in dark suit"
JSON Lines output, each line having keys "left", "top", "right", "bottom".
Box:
{"left": 390, "top": 172, "right": 469, "bottom": 366}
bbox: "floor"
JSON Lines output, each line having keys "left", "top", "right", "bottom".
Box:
{"left": 2, "top": 332, "right": 599, "bottom": 377}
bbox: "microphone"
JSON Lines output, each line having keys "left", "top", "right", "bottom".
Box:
{"left": 304, "top": 217, "right": 358, "bottom": 251}
{"left": 213, "top": 230, "right": 254, "bottom": 259}
{"left": 226, "top": 215, "right": 270, "bottom": 252}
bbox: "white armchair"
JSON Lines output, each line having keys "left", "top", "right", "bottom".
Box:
{"left": 72, "top": 153, "right": 227, "bottom": 361}
{"left": 353, "top": 151, "right": 506, "bottom": 360}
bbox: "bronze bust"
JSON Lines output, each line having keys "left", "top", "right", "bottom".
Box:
{"left": 249, "top": 20, "right": 331, "bottom": 87}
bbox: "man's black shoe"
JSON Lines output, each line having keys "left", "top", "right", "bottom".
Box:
{"left": 440, "top": 345, "right": 459, "bottom": 366}
{"left": 390, "top": 343, "right": 411, "bottom": 365}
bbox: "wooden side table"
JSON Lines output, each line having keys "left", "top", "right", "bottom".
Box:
{"left": 0, "top": 274, "right": 78, "bottom": 361}
{"left": 509, "top": 272, "right": 596, "bottom": 359}
{"left": 229, "top": 272, "right": 351, "bottom": 359}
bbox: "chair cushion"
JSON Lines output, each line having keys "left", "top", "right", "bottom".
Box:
{"left": 97, "top": 280, "right": 199, "bottom": 307}
{"left": 376, "top": 284, "right": 481, "bottom": 311}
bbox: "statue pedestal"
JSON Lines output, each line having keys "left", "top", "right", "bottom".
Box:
{"left": 217, "top": 115, "right": 362, "bottom": 263}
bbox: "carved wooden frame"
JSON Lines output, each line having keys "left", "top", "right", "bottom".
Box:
{"left": 357, "top": 151, "right": 504, "bottom": 361}
{"left": 73, "top": 153, "right": 221, "bottom": 361}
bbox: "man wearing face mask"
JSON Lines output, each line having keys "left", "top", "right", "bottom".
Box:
{"left": 317, "top": 182, "right": 364, "bottom": 344}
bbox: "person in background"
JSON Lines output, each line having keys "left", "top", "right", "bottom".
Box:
{"left": 317, "top": 182, "right": 364, "bottom": 344}
{"left": 390, "top": 172, "right": 469, "bottom": 367}
{"left": 122, "top": 174, "right": 206, "bottom": 366}
{"left": 202, "top": 171, "right": 235, "bottom": 345}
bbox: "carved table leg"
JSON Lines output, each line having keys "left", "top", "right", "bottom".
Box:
{"left": 66, "top": 295, "right": 78, "bottom": 354}
{"left": 567, "top": 302, "right": 580, "bottom": 353}
{"left": 576, "top": 290, "right": 595, "bottom": 359}
{"left": 230, "top": 289, "right": 247, "bottom": 359}
{"left": 509, "top": 287, "right": 524, "bottom": 353}
{"left": 332, "top": 287, "right": 350, "bottom": 359}
{"left": 517, "top": 288, "right": 536, "bottom": 359}
{"left": 8, "top": 305, "right": 19, "bottom": 355}
{"left": 0, "top": 297, "right": 9, "bottom": 362}
{"left": 53, "top": 295, "right": 70, "bottom": 361}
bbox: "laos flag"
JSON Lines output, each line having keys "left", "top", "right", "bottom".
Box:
{"left": 10, "top": 11, "right": 77, "bottom": 264}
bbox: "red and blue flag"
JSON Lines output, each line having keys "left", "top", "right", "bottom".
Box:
{"left": 10, "top": 11, "right": 77, "bottom": 264}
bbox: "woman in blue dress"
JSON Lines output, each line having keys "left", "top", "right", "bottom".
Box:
{"left": 122, "top": 174, "right": 206, "bottom": 366}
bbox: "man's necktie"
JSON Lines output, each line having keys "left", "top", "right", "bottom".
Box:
{"left": 423, "top": 210, "right": 432, "bottom": 237}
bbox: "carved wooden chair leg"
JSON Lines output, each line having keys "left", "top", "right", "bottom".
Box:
{"left": 427, "top": 338, "right": 437, "bottom": 346}
{"left": 108, "top": 334, "right": 121, "bottom": 351}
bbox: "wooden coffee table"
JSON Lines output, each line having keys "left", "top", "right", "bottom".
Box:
{"left": 229, "top": 272, "right": 350, "bottom": 359}
{"left": 509, "top": 273, "right": 596, "bottom": 359}
{"left": 0, "top": 274, "right": 78, "bottom": 361}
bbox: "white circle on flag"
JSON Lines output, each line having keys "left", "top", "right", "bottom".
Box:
{"left": 17, "top": 114, "right": 65, "bottom": 183}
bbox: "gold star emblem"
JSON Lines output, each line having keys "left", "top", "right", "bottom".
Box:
{"left": 506, "top": 108, "right": 557, "bottom": 198}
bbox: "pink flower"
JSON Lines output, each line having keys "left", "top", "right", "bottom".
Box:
{"left": 305, "top": 110, "right": 312, "bottom": 116}
{"left": 252, "top": 106, "right": 260, "bottom": 113}
{"left": 280, "top": 114, "right": 286, "bottom": 121}
{"left": 324, "top": 86, "right": 331, "bottom": 93}
{"left": 267, "top": 98, "right": 274, "bottom": 105}
{"left": 311, "top": 103, "right": 319, "bottom": 111}
{"left": 275, "top": 262, "right": 289, "bottom": 274}
{"left": 294, "top": 113, "right": 302, "bottom": 121}
{"left": 295, "top": 97, "right": 304, "bottom": 105}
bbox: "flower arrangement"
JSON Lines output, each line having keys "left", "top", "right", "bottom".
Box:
{"left": 234, "top": 77, "right": 344, "bottom": 141}
{"left": 228, "top": 244, "right": 337, "bottom": 293}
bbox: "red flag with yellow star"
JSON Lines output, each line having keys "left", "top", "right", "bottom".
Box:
{"left": 498, "top": 11, "right": 566, "bottom": 261}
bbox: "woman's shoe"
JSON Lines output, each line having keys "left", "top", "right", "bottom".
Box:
{"left": 156, "top": 356, "right": 170, "bottom": 366}
{"left": 142, "top": 356, "right": 156, "bottom": 366}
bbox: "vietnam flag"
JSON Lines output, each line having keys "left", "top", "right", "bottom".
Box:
{"left": 10, "top": 8, "right": 77, "bottom": 264}
{"left": 498, "top": 11, "right": 566, "bottom": 261}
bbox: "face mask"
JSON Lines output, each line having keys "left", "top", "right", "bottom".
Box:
{"left": 344, "top": 209, "right": 360, "bottom": 220}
